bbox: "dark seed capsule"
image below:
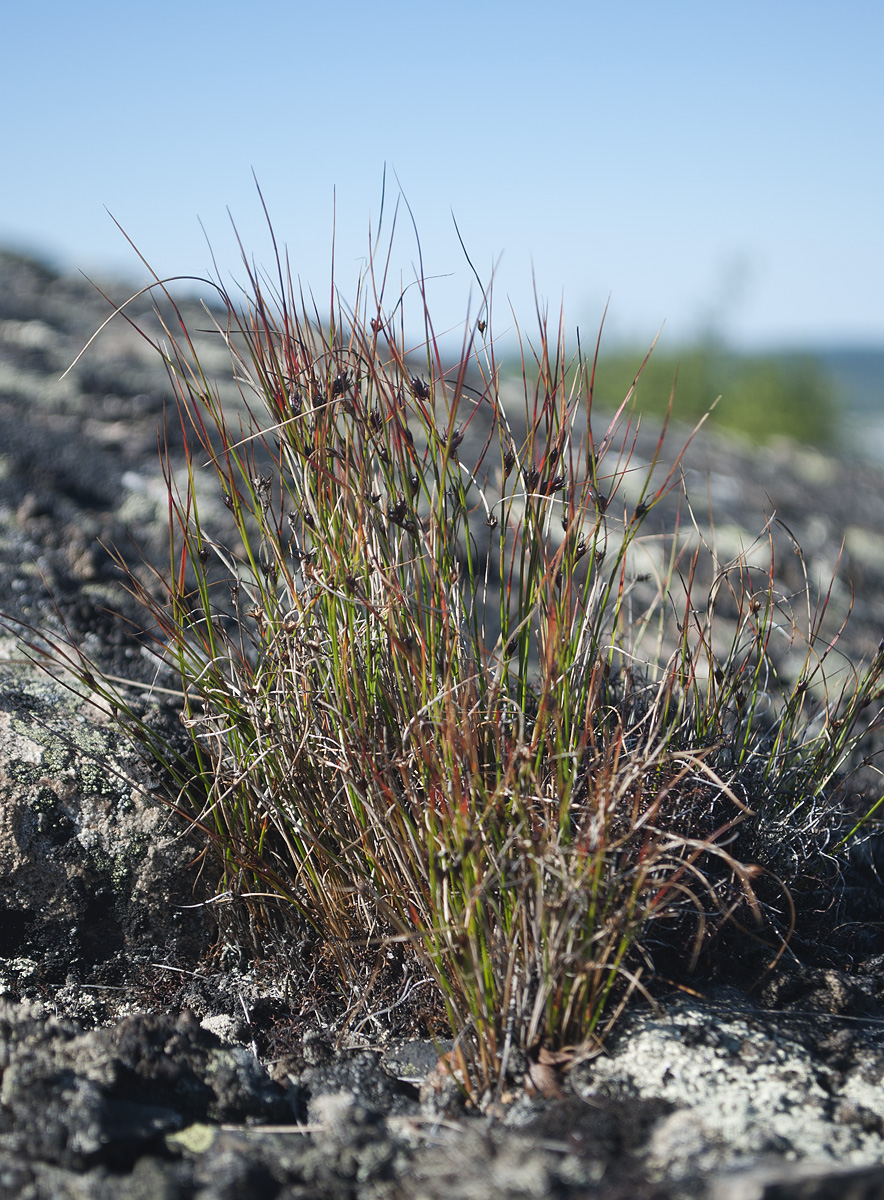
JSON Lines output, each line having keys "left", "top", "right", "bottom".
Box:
{"left": 526, "top": 467, "right": 540, "bottom": 490}
{"left": 545, "top": 474, "right": 566, "bottom": 493}
{"left": 197, "top": 548, "right": 210, "bottom": 565}
{"left": 411, "top": 376, "right": 431, "bottom": 401}
{"left": 223, "top": 492, "right": 235, "bottom": 510}
{"left": 388, "top": 497, "right": 408, "bottom": 524}
{"left": 303, "top": 510, "right": 315, "bottom": 528}
{"left": 503, "top": 449, "right": 516, "bottom": 476}
{"left": 633, "top": 501, "right": 649, "bottom": 521}
{"left": 331, "top": 373, "right": 349, "bottom": 397}
{"left": 408, "top": 473, "right": 421, "bottom": 494}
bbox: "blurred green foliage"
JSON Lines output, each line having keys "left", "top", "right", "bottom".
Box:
{"left": 587, "top": 347, "right": 840, "bottom": 447}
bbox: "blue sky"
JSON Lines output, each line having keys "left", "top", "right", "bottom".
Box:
{"left": 3, "top": 0, "right": 882, "bottom": 352}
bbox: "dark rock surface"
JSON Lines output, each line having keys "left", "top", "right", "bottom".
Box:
{"left": 2, "top": 245, "right": 884, "bottom": 1197}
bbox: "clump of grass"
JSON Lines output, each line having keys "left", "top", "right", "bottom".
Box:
{"left": 19, "top": 200, "right": 884, "bottom": 1104}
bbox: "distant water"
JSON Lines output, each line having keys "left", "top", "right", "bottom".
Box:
{"left": 815, "top": 346, "right": 884, "bottom": 462}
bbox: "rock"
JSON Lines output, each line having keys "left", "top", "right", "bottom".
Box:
{"left": 708, "top": 1160, "right": 884, "bottom": 1200}
{"left": 0, "top": 661, "right": 209, "bottom": 979}
{"left": 301, "top": 1049, "right": 421, "bottom": 1123}
{"left": 571, "top": 988, "right": 884, "bottom": 1187}
{"left": 0, "top": 1001, "right": 293, "bottom": 1188}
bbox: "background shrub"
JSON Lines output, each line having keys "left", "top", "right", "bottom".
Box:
{"left": 557, "top": 345, "right": 841, "bottom": 447}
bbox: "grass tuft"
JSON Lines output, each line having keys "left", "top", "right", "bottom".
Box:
{"left": 14, "top": 199, "right": 884, "bottom": 1105}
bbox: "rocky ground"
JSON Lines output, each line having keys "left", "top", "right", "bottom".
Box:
{"left": 2, "top": 245, "right": 884, "bottom": 1197}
